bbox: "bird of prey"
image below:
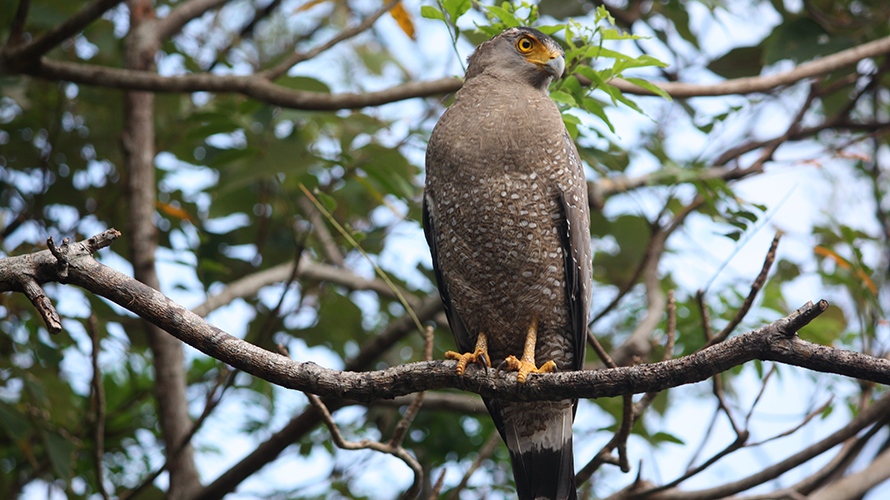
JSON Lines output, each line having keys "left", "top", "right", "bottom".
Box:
{"left": 423, "top": 26, "right": 592, "bottom": 500}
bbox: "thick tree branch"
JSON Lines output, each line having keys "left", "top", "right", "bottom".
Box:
{"left": 8, "top": 232, "right": 890, "bottom": 500}
{"left": 24, "top": 59, "right": 463, "bottom": 110}
{"left": 3, "top": 30, "right": 887, "bottom": 113}
{"left": 122, "top": 2, "right": 201, "bottom": 495}
{"left": 6, "top": 232, "right": 890, "bottom": 403}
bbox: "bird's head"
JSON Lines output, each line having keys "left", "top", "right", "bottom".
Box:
{"left": 465, "top": 27, "right": 566, "bottom": 91}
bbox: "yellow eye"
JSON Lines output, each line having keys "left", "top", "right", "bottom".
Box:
{"left": 517, "top": 36, "right": 534, "bottom": 53}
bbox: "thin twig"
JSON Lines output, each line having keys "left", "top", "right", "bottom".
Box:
{"left": 446, "top": 432, "right": 502, "bottom": 500}
{"left": 588, "top": 328, "right": 618, "bottom": 368}
{"left": 299, "top": 184, "right": 426, "bottom": 336}
{"left": 206, "top": 0, "right": 289, "bottom": 72}
{"left": 7, "top": 0, "right": 30, "bottom": 46}
{"left": 664, "top": 290, "right": 676, "bottom": 361}
{"left": 5, "top": 0, "right": 124, "bottom": 61}
{"left": 631, "top": 290, "right": 679, "bottom": 417}
{"left": 306, "top": 393, "right": 424, "bottom": 500}
{"left": 684, "top": 403, "right": 721, "bottom": 473}
{"left": 261, "top": 0, "right": 400, "bottom": 80}
{"left": 746, "top": 398, "right": 833, "bottom": 448}
{"left": 155, "top": 0, "right": 230, "bottom": 41}
{"left": 87, "top": 315, "right": 110, "bottom": 500}
{"left": 429, "top": 468, "right": 447, "bottom": 500}
{"left": 609, "top": 34, "right": 890, "bottom": 98}
{"left": 704, "top": 232, "right": 782, "bottom": 348}
{"left": 299, "top": 197, "right": 345, "bottom": 267}
{"left": 744, "top": 364, "right": 778, "bottom": 427}
{"left": 616, "top": 394, "right": 633, "bottom": 472}
{"left": 390, "top": 326, "right": 434, "bottom": 448}
{"left": 713, "top": 374, "right": 745, "bottom": 436}
{"left": 696, "top": 290, "right": 714, "bottom": 342}
{"left": 120, "top": 366, "right": 235, "bottom": 500}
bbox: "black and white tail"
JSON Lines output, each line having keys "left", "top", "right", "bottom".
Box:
{"left": 485, "top": 399, "right": 577, "bottom": 500}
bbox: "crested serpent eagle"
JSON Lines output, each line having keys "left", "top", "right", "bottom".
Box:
{"left": 423, "top": 27, "right": 593, "bottom": 500}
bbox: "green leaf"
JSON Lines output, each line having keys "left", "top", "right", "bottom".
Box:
{"left": 549, "top": 90, "right": 577, "bottom": 107}
{"left": 43, "top": 429, "right": 76, "bottom": 480}
{"left": 652, "top": 431, "right": 685, "bottom": 445}
{"left": 708, "top": 45, "right": 764, "bottom": 79}
{"left": 623, "top": 77, "right": 672, "bottom": 101}
{"left": 585, "top": 46, "right": 634, "bottom": 60}
{"left": 723, "top": 230, "right": 743, "bottom": 241}
{"left": 763, "top": 17, "right": 855, "bottom": 65}
{"left": 443, "top": 0, "right": 472, "bottom": 21}
{"left": 582, "top": 97, "right": 614, "bottom": 133}
{"left": 535, "top": 24, "right": 566, "bottom": 35}
{"left": 420, "top": 6, "right": 445, "bottom": 22}
{"left": 601, "top": 28, "right": 646, "bottom": 40}
{"left": 486, "top": 5, "right": 522, "bottom": 27}
{"left": 315, "top": 191, "right": 337, "bottom": 213}
{"left": 0, "top": 403, "right": 31, "bottom": 439}
{"left": 276, "top": 76, "right": 331, "bottom": 93}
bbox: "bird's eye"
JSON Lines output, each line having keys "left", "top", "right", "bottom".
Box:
{"left": 517, "top": 36, "right": 534, "bottom": 53}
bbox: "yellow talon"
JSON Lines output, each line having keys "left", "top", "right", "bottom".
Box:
{"left": 502, "top": 315, "right": 557, "bottom": 383}
{"left": 503, "top": 356, "right": 557, "bottom": 383}
{"left": 446, "top": 332, "right": 491, "bottom": 375}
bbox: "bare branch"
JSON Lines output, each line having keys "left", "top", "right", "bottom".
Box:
{"left": 10, "top": 232, "right": 890, "bottom": 500}
{"left": 190, "top": 257, "right": 416, "bottom": 318}
{"left": 429, "top": 468, "right": 447, "bottom": 500}
{"left": 370, "top": 393, "right": 487, "bottom": 414}
{"left": 24, "top": 58, "right": 463, "bottom": 110}
{"left": 744, "top": 364, "right": 778, "bottom": 427}
{"left": 607, "top": 199, "right": 702, "bottom": 367}
{"left": 262, "top": 0, "right": 400, "bottom": 80}
{"left": 306, "top": 394, "right": 424, "bottom": 500}
{"left": 155, "top": 0, "right": 230, "bottom": 42}
{"left": 446, "top": 432, "right": 502, "bottom": 500}
{"left": 610, "top": 35, "right": 890, "bottom": 98}
{"left": 389, "top": 326, "right": 434, "bottom": 448}
{"left": 299, "top": 197, "right": 345, "bottom": 267}
{"left": 746, "top": 397, "right": 832, "bottom": 448}
{"left": 193, "top": 294, "right": 441, "bottom": 500}
{"left": 2, "top": 0, "right": 125, "bottom": 64}
{"left": 5, "top": 238, "right": 879, "bottom": 404}
{"left": 21, "top": 277, "right": 62, "bottom": 334}
{"left": 590, "top": 164, "right": 761, "bottom": 205}
{"left": 664, "top": 290, "right": 676, "bottom": 361}
{"left": 206, "top": 0, "right": 287, "bottom": 71}
{"left": 696, "top": 290, "right": 714, "bottom": 342}
{"left": 3, "top": 19, "right": 887, "bottom": 119}
{"left": 632, "top": 394, "right": 890, "bottom": 500}
{"left": 7, "top": 0, "right": 30, "bottom": 47}
{"left": 87, "top": 315, "right": 110, "bottom": 500}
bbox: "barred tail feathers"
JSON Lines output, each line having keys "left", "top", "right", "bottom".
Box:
{"left": 486, "top": 399, "right": 577, "bottom": 500}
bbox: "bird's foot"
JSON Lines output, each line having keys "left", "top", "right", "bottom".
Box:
{"left": 445, "top": 348, "right": 491, "bottom": 375}
{"left": 501, "top": 355, "right": 557, "bottom": 384}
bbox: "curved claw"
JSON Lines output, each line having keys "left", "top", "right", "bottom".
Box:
{"left": 503, "top": 355, "right": 557, "bottom": 383}
{"left": 445, "top": 348, "right": 490, "bottom": 375}
{"left": 444, "top": 331, "right": 491, "bottom": 375}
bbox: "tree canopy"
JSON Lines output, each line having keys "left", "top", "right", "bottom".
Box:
{"left": 2, "top": 1, "right": 890, "bottom": 499}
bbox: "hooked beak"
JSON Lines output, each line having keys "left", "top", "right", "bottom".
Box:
{"left": 544, "top": 54, "right": 566, "bottom": 79}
